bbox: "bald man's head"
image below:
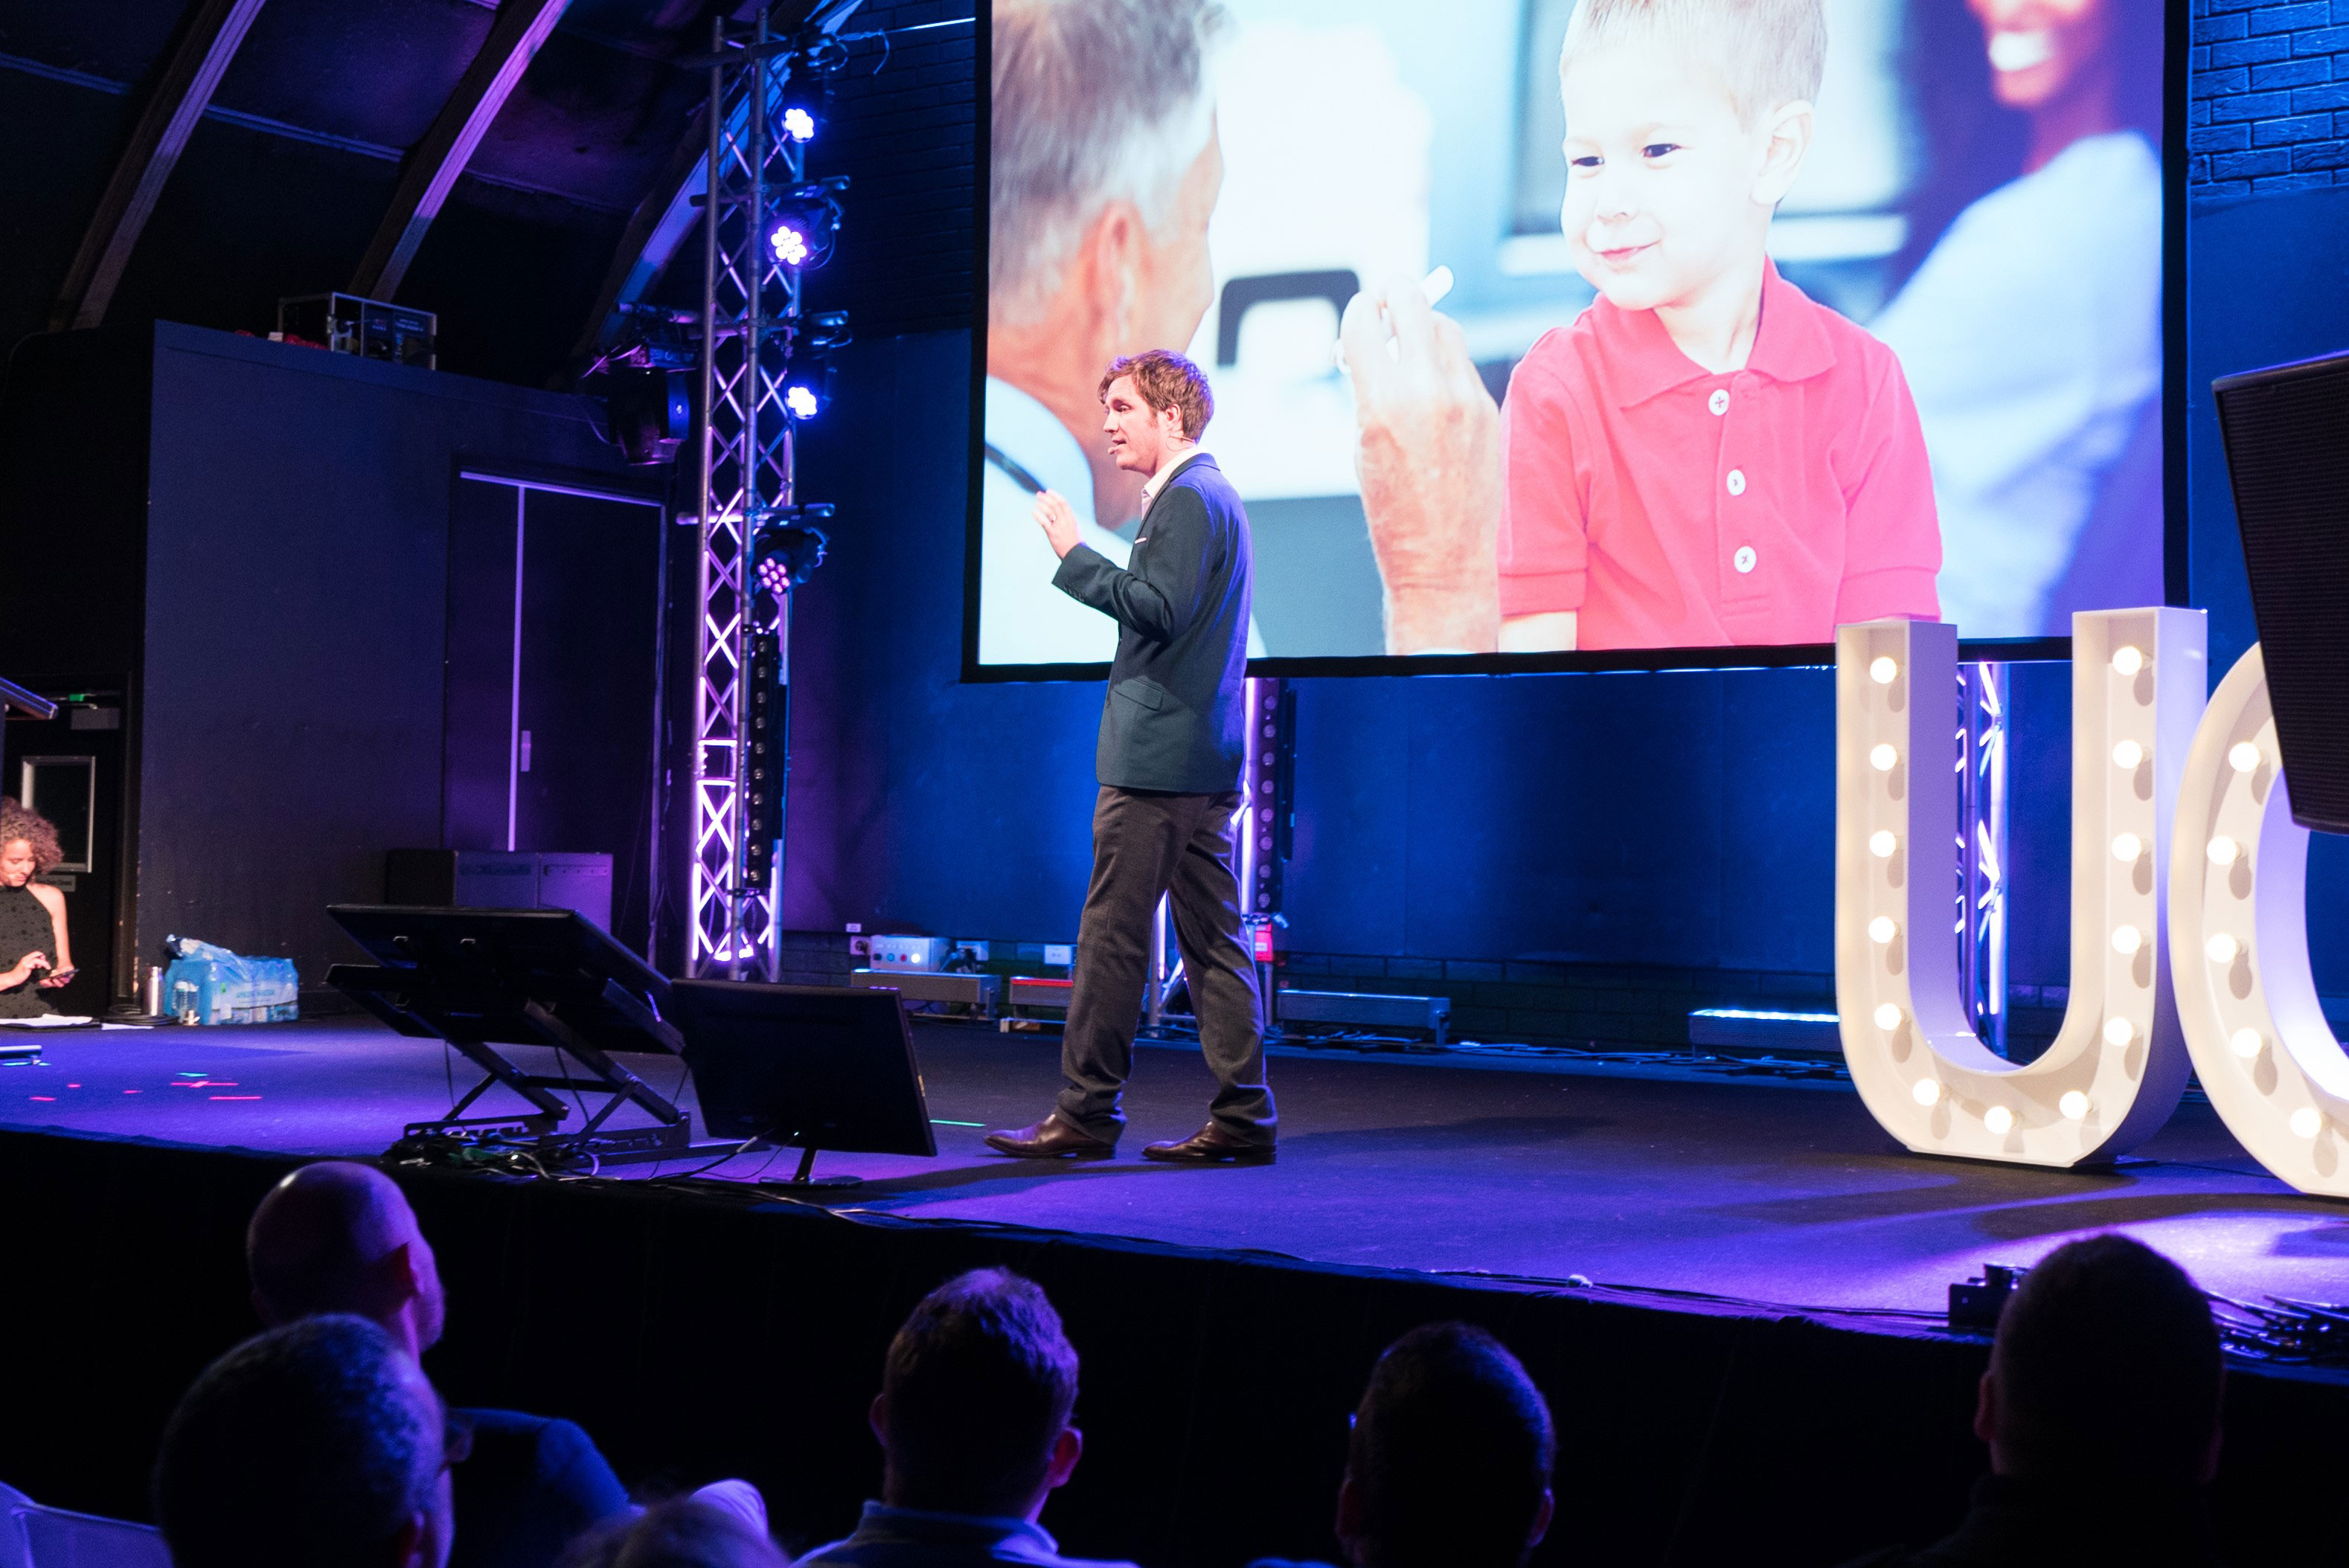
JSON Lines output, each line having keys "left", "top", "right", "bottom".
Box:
{"left": 248, "top": 1162, "right": 446, "bottom": 1359}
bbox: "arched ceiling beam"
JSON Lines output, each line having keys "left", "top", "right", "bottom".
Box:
{"left": 50, "top": 0, "right": 271, "bottom": 332}
{"left": 566, "top": 119, "right": 710, "bottom": 374}
{"left": 350, "top": 0, "right": 573, "bottom": 302}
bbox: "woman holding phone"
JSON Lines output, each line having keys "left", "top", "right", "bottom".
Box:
{"left": 0, "top": 797, "right": 73, "bottom": 1017}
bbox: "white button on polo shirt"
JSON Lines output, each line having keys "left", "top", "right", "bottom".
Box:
{"left": 1734, "top": 544, "right": 1757, "bottom": 574}
{"left": 1708, "top": 388, "right": 1730, "bottom": 416}
{"left": 1725, "top": 469, "right": 1746, "bottom": 496}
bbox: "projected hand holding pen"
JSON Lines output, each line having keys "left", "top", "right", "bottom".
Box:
{"left": 1340, "top": 272, "right": 1504, "bottom": 655}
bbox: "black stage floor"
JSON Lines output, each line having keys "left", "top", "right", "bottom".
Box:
{"left": 8, "top": 1014, "right": 2349, "bottom": 1568}
{"left": 4, "top": 1013, "right": 2344, "bottom": 1320}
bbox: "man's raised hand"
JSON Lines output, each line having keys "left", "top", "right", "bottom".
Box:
{"left": 1034, "top": 489, "right": 1083, "bottom": 561}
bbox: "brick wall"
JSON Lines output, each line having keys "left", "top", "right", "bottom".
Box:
{"left": 2191, "top": 0, "right": 2349, "bottom": 193}
{"left": 804, "top": 1, "right": 978, "bottom": 338}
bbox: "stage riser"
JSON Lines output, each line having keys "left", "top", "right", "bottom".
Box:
{"left": 1, "top": 1128, "right": 2339, "bottom": 1567}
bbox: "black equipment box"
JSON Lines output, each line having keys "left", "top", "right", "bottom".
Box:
{"left": 276, "top": 292, "right": 437, "bottom": 369}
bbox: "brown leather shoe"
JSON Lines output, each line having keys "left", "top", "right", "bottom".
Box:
{"left": 1141, "top": 1122, "right": 1276, "bottom": 1164}
{"left": 983, "top": 1113, "right": 1115, "bottom": 1160}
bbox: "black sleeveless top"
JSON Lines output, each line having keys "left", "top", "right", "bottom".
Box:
{"left": 0, "top": 882, "right": 57, "bottom": 1018}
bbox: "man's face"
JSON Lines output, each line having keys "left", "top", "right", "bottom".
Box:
{"left": 1560, "top": 42, "right": 1781, "bottom": 314}
{"left": 1100, "top": 376, "right": 1186, "bottom": 475}
{"left": 1968, "top": 0, "right": 2110, "bottom": 109}
{"left": 1123, "top": 121, "right": 1224, "bottom": 357}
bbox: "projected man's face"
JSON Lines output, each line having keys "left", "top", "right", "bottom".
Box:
{"left": 1123, "top": 124, "right": 1224, "bottom": 362}
{"left": 1558, "top": 42, "right": 1798, "bottom": 316}
{"left": 0, "top": 840, "right": 33, "bottom": 889}
{"left": 1969, "top": 0, "right": 2110, "bottom": 110}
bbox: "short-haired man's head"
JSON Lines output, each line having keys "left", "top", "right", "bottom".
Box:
{"left": 558, "top": 1498, "right": 789, "bottom": 1568}
{"left": 1559, "top": 0, "right": 1827, "bottom": 125}
{"left": 156, "top": 1315, "right": 446, "bottom": 1568}
{"left": 991, "top": 0, "right": 1228, "bottom": 324}
{"left": 879, "top": 1268, "right": 1079, "bottom": 1516}
{"left": 249, "top": 1160, "right": 440, "bottom": 1341}
{"left": 1099, "top": 350, "right": 1214, "bottom": 440}
{"left": 1347, "top": 1323, "right": 1555, "bottom": 1568}
{"left": 1990, "top": 1235, "right": 2223, "bottom": 1487}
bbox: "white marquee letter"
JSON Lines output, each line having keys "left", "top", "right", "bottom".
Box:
{"left": 1836, "top": 611, "right": 2205, "bottom": 1165}
{"left": 2169, "top": 643, "right": 2349, "bottom": 1194}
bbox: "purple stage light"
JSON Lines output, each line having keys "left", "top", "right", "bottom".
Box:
{"left": 785, "top": 385, "right": 819, "bottom": 420}
{"left": 756, "top": 555, "right": 792, "bottom": 594}
{"left": 769, "top": 222, "right": 809, "bottom": 266}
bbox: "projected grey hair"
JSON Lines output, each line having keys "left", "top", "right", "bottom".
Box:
{"left": 1560, "top": 0, "right": 1827, "bottom": 123}
{"left": 990, "top": 0, "right": 1229, "bottom": 327}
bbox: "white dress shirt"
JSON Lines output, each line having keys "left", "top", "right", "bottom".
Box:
{"left": 1870, "top": 132, "right": 2163, "bottom": 639}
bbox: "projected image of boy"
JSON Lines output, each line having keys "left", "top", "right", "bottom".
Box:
{"left": 1496, "top": 0, "right": 1941, "bottom": 652}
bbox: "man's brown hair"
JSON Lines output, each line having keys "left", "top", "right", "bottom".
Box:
{"left": 880, "top": 1268, "right": 1079, "bottom": 1516}
{"left": 1098, "top": 349, "right": 1214, "bottom": 440}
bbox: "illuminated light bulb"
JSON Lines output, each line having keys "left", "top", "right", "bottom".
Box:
{"left": 2112, "top": 645, "right": 2144, "bottom": 676}
{"left": 2231, "top": 1028, "right": 2263, "bottom": 1060}
{"left": 1869, "top": 656, "right": 1899, "bottom": 685}
{"left": 785, "top": 385, "right": 820, "bottom": 420}
{"left": 2229, "top": 741, "right": 2262, "bottom": 774}
{"left": 2111, "top": 832, "right": 2143, "bottom": 863}
{"left": 1869, "top": 743, "right": 1898, "bottom": 772}
{"left": 2207, "top": 836, "right": 2241, "bottom": 867}
{"left": 2103, "top": 1016, "right": 2134, "bottom": 1047}
{"left": 1984, "top": 1105, "right": 2015, "bottom": 1136}
{"left": 2112, "top": 739, "right": 2144, "bottom": 769}
{"left": 782, "top": 106, "right": 816, "bottom": 142}
{"left": 2059, "top": 1090, "right": 2090, "bottom": 1121}
{"left": 2291, "top": 1106, "right": 2324, "bottom": 1140}
{"left": 2111, "top": 925, "right": 2143, "bottom": 956}
{"left": 2207, "top": 934, "right": 2240, "bottom": 965}
{"left": 1868, "top": 916, "right": 1897, "bottom": 945}
{"left": 1868, "top": 829, "right": 1897, "bottom": 858}
{"left": 1874, "top": 1002, "right": 1904, "bottom": 1031}
{"left": 1911, "top": 1079, "right": 1941, "bottom": 1108}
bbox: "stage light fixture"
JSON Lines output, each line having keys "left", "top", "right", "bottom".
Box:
{"left": 783, "top": 106, "right": 816, "bottom": 142}
{"left": 749, "top": 504, "right": 833, "bottom": 597}
{"left": 765, "top": 178, "right": 847, "bottom": 271}
{"left": 1836, "top": 611, "right": 2204, "bottom": 1170}
{"left": 785, "top": 384, "right": 820, "bottom": 420}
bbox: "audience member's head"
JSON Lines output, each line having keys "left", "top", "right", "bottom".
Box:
{"left": 1978, "top": 1234, "right": 2224, "bottom": 1488}
{"left": 249, "top": 1158, "right": 446, "bottom": 1358}
{"left": 156, "top": 1314, "right": 455, "bottom": 1568}
{"left": 1337, "top": 1323, "right": 1554, "bottom": 1568}
{"left": 871, "top": 1268, "right": 1082, "bottom": 1520}
{"left": 559, "top": 1498, "right": 789, "bottom": 1568}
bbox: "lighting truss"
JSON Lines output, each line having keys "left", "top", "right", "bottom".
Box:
{"left": 692, "top": 11, "right": 807, "bottom": 980}
{"left": 1957, "top": 663, "right": 2009, "bottom": 1055}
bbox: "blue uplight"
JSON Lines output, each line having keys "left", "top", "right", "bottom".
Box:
{"left": 785, "top": 385, "right": 819, "bottom": 420}
{"left": 769, "top": 222, "right": 808, "bottom": 266}
{"left": 782, "top": 106, "right": 816, "bottom": 142}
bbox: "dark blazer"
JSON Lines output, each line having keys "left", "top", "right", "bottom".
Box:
{"left": 449, "top": 1407, "right": 632, "bottom": 1568}
{"left": 1052, "top": 452, "right": 1252, "bottom": 794}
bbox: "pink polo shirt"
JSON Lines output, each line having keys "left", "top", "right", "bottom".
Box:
{"left": 1499, "top": 261, "right": 1941, "bottom": 649}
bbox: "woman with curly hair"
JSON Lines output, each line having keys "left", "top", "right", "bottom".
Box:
{"left": 0, "top": 797, "right": 73, "bottom": 1017}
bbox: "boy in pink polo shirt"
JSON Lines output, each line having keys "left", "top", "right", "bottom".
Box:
{"left": 1499, "top": 0, "right": 1941, "bottom": 652}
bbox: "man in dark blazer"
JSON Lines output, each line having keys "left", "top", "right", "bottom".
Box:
{"left": 985, "top": 349, "right": 1276, "bottom": 1163}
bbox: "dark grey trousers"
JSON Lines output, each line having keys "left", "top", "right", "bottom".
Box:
{"left": 1055, "top": 785, "right": 1275, "bottom": 1147}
